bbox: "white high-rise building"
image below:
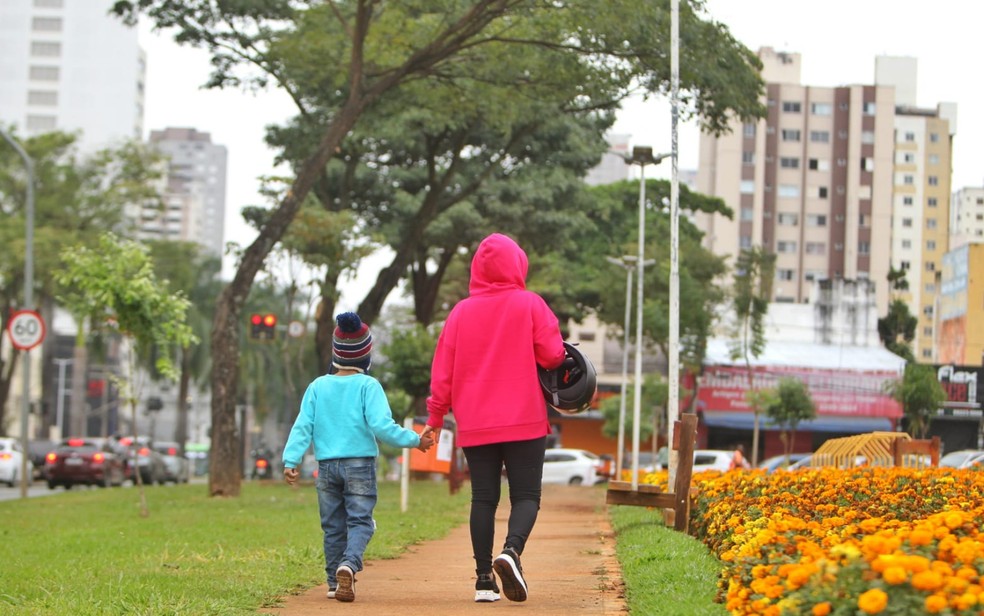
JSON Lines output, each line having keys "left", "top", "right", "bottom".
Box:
{"left": 0, "top": 0, "right": 144, "bottom": 150}
{"left": 145, "top": 127, "right": 228, "bottom": 258}
{"left": 950, "top": 187, "right": 984, "bottom": 249}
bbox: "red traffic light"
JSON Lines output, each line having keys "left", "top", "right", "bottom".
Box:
{"left": 249, "top": 312, "right": 278, "bottom": 340}
{"left": 251, "top": 314, "right": 262, "bottom": 326}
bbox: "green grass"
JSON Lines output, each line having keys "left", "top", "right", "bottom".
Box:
{"left": 2, "top": 482, "right": 727, "bottom": 615}
{"left": 0, "top": 481, "right": 469, "bottom": 615}
{"left": 609, "top": 504, "right": 728, "bottom": 615}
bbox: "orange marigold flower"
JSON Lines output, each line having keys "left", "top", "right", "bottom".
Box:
{"left": 912, "top": 570, "right": 945, "bottom": 592}
{"left": 858, "top": 588, "right": 888, "bottom": 614}
{"left": 908, "top": 528, "right": 934, "bottom": 546}
{"left": 882, "top": 565, "right": 908, "bottom": 585}
{"left": 903, "top": 555, "right": 931, "bottom": 573}
{"left": 812, "top": 602, "right": 832, "bottom": 616}
{"left": 956, "top": 592, "right": 977, "bottom": 611}
{"left": 924, "top": 594, "right": 947, "bottom": 613}
{"left": 944, "top": 511, "right": 964, "bottom": 529}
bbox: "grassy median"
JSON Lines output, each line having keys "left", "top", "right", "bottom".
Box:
{"left": 1, "top": 481, "right": 469, "bottom": 615}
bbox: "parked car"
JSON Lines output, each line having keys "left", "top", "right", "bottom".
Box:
{"left": 153, "top": 441, "right": 190, "bottom": 483}
{"left": 116, "top": 436, "right": 167, "bottom": 485}
{"left": 0, "top": 437, "right": 32, "bottom": 487}
{"left": 543, "top": 448, "right": 603, "bottom": 485}
{"left": 28, "top": 439, "right": 56, "bottom": 480}
{"left": 939, "top": 449, "right": 984, "bottom": 469}
{"left": 692, "top": 449, "right": 736, "bottom": 473}
{"left": 758, "top": 453, "right": 811, "bottom": 473}
{"left": 45, "top": 437, "right": 126, "bottom": 489}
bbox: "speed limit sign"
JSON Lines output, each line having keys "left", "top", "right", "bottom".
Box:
{"left": 6, "top": 309, "right": 46, "bottom": 351}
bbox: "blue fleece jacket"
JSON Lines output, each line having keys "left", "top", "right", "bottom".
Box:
{"left": 281, "top": 373, "right": 420, "bottom": 468}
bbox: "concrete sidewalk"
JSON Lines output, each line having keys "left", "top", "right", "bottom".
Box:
{"left": 262, "top": 483, "right": 627, "bottom": 614}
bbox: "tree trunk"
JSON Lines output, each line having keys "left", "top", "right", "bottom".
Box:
{"left": 175, "top": 348, "right": 191, "bottom": 446}
{"left": 69, "top": 344, "right": 87, "bottom": 437}
{"left": 314, "top": 272, "right": 341, "bottom": 375}
{"left": 0, "top": 349, "right": 16, "bottom": 437}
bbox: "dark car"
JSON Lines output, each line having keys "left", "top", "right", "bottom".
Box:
{"left": 116, "top": 436, "right": 167, "bottom": 485}
{"left": 45, "top": 437, "right": 127, "bottom": 489}
{"left": 28, "top": 439, "right": 57, "bottom": 481}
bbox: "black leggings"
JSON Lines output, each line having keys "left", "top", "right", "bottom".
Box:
{"left": 463, "top": 436, "right": 545, "bottom": 575}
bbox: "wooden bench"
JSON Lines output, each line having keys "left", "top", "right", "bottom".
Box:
{"left": 605, "top": 412, "right": 698, "bottom": 532}
{"left": 892, "top": 435, "right": 940, "bottom": 467}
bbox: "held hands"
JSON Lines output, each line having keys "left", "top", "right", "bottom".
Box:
{"left": 418, "top": 425, "right": 441, "bottom": 452}
{"left": 284, "top": 467, "right": 299, "bottom": 486}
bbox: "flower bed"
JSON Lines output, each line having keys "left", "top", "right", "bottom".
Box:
{"left": 641, "top": 467, "right": 984, "bottom": 615}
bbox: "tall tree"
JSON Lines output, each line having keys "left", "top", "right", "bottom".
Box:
{"left": 115, "top": 0, "right": 765, "bottom": 496}
{"left": 728, "top": 246, "right": 776, "bottom": 466}
{"left": 878, "top": 266, "right": 916, "bottom": 361}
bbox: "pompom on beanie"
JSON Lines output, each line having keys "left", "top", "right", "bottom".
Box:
{"left": 332, "top": 312, "right": 372, "bottom": 373}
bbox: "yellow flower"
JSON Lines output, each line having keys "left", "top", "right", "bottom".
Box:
{"left": 857, "top": 588, "right": 888, "bottom": 614}
{"left": 812, "top": 602, "right": 831, "bottom": 616}
{"left": 956, "top": 592, "right": 978, "bottom": 611}
{"left": 882, "top": 565, "right": 907, "bottom": 585}
{"left": 924, "top": 594, "right": 948, "bottom": 613}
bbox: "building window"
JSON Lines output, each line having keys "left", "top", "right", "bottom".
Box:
{"left": 902, "top": 152, "right": 915, "bottom": 163}
{"left": 780, "top": 157, "right": 799, "bottom": 169}
{"left": 782, "top": 101, "right": 802, "bottom": 113}
{"left": 777, "top": 269, "right": 795, "bottom": 281}
{"left": 28, "top": 65, "right": 59, "bottom": 81}
{"left": 777, "top": 213, "right": 799, "bottom": 226}
{"left": 927, "top": 197, "right": 937, "bottom": 207}
{"left": 31, "top": 17, "right": 62, "bottom": 31}
{"left": 901, "top": 239, "right": 912, "bottom": 249}
{"left": 863, "top": 102, "right": 876, "bottom": 115}
{"left": 808, "top": 158, "right": 830, "bottom": 171}
{"left": 928, "top": 176, "right": 939, "bottom": 186}
{"left": 811, "top": 102, "right": 832, "bottom": 115}
{"left": 742, "top": 151, "right": 755, "bottom": 164}
{"left": 930, "top": 133, "right": 940, "bottom": 143}
{"left": 782, "top": 129, "right": 801, "bottom": 142}
{"left": 922, "top": 349, "right": 933, "bottom": 359}
{"left": 929, "top": 154, "right": 940, "bottom": 165}
{"left": 26, "top": 114, "right": 56, "bottom": 131}
{"left": 838, "top": 130, "right": 848, "bottom": 140}
{"left": 805, "top": 242, "right": 826, "bottom": 255}
{"left": 834, "top": 243, "right": 844, "bottom": 252}
{"left": 777, "top": 241, "right": 797, "bottom": 253}
{"left": 904, "top": 132, "right": 916, "bottom": 142}
{"left": 740, "top": 180, "right": 755, "bottom": 194}
{"left": 927, "top": 240, "right": 936, "bottom": 251}
{"left": 859, "top": 242, "right": 870, "bottom": 255}
{"left": 778, "top": 184, "right": 800, "bottom": 198}
{"left": 903, "top": 175, "right": 914, "bottom": 185}
{"left": 817, "top": 186, "right": 828, "bottom": 199}
{"left": 806, "top": 214, "right": 827, "bottom": 227}
{"left": 809, "top": 130, "right": 830, "bottom": 143}
{"left": 927, "top": 218, "right": 937, "bottom": 229}
{"left": 923, "top": 305, "right": 934, "bottom": 316}
{"left": 923, "top": 327, "right": 933, "bottom": 336}
{"left": 34, "top": 0, "right": 65, "bottom": 6}
{"left": 743, "top": 123, "right": 756, "bottom": 138}
{"left": 858, "top": 214, "right": 869, "bottom": 227}
{"left": 903, "top": 196, "right": 913, "bottom": 206}
{"left": 27, "top": 90, "right": 57, "bottom": 106}
{"left": 837, "top": 158, "right": 847, "bottom": 167}
{"left": 740, "top": 208, "right": 754, "bottom": 221}
{"left": 862, "top": 157, "right": 874, "bottom": 172}
{"left": 925, "top": 284, "right": 936, "bottom": 294}
{"left": 902, "top": 218, "right": 913, "bottom": 228}
{"left": 740, "top": 236, "right": 752, "bottom": 249}
{"left": 861, "top": 131, "right": 875, "bottom": 144}
{"left": 925, "top": 262, "right": 936, "bottom": 272}
{"left": 30, "top": 41, "right": 61, "bottom": 57}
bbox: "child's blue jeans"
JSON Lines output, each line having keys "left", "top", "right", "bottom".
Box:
{"left": 316, "top": 457, "right": 377, "bottom": 585}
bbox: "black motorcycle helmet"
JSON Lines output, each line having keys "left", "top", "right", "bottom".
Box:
{"left": 538, "top": 342, "right": 598, "bottom": 415}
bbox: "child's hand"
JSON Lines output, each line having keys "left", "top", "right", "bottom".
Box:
{"left": 284, "top": 467, "right": 299, "bottom": 486}
{"left": 417, "top": 432, "right": 435, "bottom": 452}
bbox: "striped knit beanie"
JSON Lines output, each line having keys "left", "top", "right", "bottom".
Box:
{"left": 332, "top": 312, "right": 372, "bottom": 373}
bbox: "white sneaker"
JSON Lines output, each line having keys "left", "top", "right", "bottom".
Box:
{"left": 327, "top": 585, "right": 336, "bottom": 599}
{"left": 474, "top": 573, "right": 501, "bottom": 602}
{"left": 335, "top": 565, "right": 356, "bottom": 602}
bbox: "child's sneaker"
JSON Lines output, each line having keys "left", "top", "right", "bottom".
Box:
{"left": 474, "top": 572, "right": 501, "bottom": 602}
{"left": 327, "top": 584, "right": 337, "bottom": 599}
{"left": 335, "top": 565, "right": 356, "bottom": 602}
{"left": 492, "top": 546, "right": 527, "bottom": 602}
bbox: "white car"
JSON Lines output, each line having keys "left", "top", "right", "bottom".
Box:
{"left": 0, "top": 437, "right": 32, "bottom": 487}
{"left": 940, "top": 450, "right": 984, "bottom": 469}
{"left": 543, "top": 448, "right": 602, "bottom": 486}
{"left": 692, "top": 449, "right": 735, "bottom": 473}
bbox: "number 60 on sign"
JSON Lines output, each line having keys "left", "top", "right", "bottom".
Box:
{"left": 6, "top": 309, "right": 46, "bottom": 351}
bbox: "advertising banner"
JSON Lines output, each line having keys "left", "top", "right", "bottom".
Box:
{"left": 696, "top": 364, "right": 902, "bottom": 418}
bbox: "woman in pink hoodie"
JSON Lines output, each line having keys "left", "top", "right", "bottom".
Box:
{"left": 422, "top": 233, "right": 566, "bottom": 604}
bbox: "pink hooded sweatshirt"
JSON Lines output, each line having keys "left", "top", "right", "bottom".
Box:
{"left": 426, "top": 233, "right": 566, "bottom": 447}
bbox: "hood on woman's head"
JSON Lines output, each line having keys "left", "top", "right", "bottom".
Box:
{"left": 470, "top": 233, "right": 528, "bottom": 292}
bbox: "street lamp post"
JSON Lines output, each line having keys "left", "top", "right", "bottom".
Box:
{"left": 54, "top": 358, "right": 73, "bottom": 441}
{"left": 622, "top": 146, "right": 668, "bottom": 491}
{"left": 1, "top": 128, "right": 35, "bottom": 499}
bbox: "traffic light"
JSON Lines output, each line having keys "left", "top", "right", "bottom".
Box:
{"left": 249, "top": 313, "right": 278, "bottom": 340}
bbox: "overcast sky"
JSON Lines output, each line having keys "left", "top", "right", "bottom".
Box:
{"left": 139, "top": 1, "right": 984, "bottom": 294}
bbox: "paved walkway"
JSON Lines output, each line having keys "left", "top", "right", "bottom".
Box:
{"left": 262, "top": 483, "right": 627, "bottom": 614}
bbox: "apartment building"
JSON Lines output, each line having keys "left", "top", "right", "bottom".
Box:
{"left": 696, "top": 48, "right": 955, "bottom": 360}
{"left": 144, "top": 127, "right": 229, "bottom": 258}
{"left": 950, "top": 187, "right": 984, "bottom": 248}
{"left": 938, "top": 243, "right": 984, "bottom": 367}
{"left": 0, "top": 0, "right": 144, "bottom": 150}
